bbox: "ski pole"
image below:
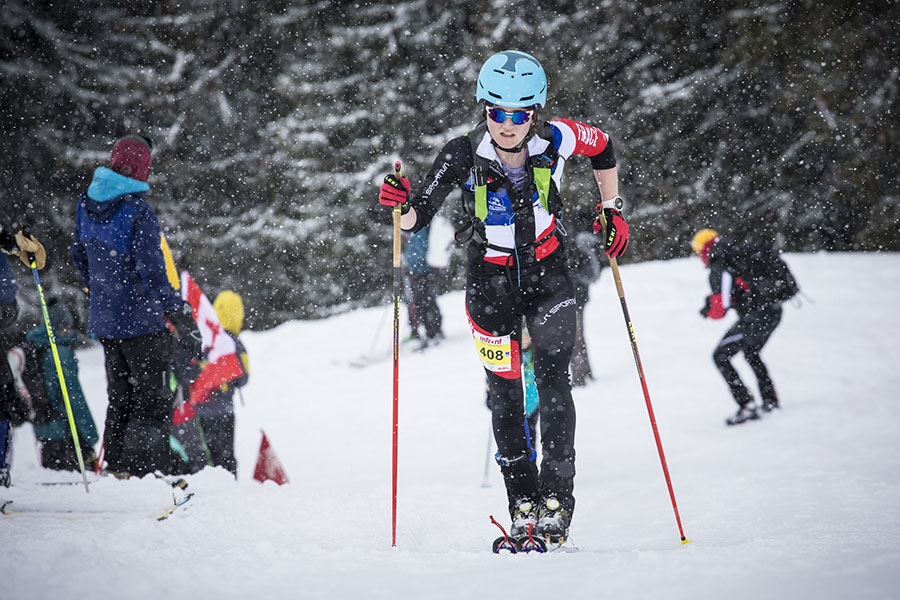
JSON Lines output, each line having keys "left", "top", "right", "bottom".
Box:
{"left": 94, "top": 440, "right": 105, "bottom": 475}
{"left": 363, "top": 302, "right": 391, "bottom": 365}
{"left": 599, "top": 213, "right": 689, "bottom": 544}
{"left": 390, "top": 159, "right": 402, "bottom": 547}
{"left": 27, "top": 254, "right": 91, "bottom": 493}
{"left": 481, "top": 420, "right": 493, "bottom": 488}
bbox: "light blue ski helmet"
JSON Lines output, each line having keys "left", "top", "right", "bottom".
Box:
{"left": 476, "top": 50, "right": 547, "bottom": 109}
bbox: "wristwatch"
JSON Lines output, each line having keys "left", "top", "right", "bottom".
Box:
{"left": 601, "top": 196, "right": 624, "bottom": 211}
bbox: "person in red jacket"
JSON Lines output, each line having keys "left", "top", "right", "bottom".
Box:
{"left": 377, "top": 50, "right": 630, "bottom": 545}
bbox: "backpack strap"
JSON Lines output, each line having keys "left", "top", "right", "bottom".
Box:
{"left": 529, "top": 154, "right": 552, "bottom": 214}
{"left": 528, "top": 122, "right": 560, "bottom": 215}
{"left": 467, "top": 122, "right": 558, "bottom": 223}
{"left": 473, "top": 164, "right": 488, "bottom": 222}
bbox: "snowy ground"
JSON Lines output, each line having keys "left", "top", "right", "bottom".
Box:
{"left": 3, "top": 252, "right": 899, "bottom": 600}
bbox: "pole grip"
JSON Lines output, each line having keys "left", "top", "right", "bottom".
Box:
{"left": 597, "top": 210, "right": 626, "bottom": 298}
{"left": 392, "top": 209, "right": 401, "bottom": 267}
{"left": 391, "top": 161, "right": 403, "bottom": 267}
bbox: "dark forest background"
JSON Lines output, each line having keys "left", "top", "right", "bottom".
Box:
{"left": 1, "top": 0, "right": 897, "bottom": 331}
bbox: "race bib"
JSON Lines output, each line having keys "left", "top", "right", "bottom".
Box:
{"left": 471, "top": 329, "right": 520, "bottom": 378}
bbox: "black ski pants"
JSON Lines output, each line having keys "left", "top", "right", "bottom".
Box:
{"left": 407, "top": 268, "right": 443, "bottom": 339}
{"left": 466, "top": 254, "right": 577, "bottom": 514}
{"left": 196, "top": 395, "right": 238, "bottom": 476}
{"left": 101, "top": 330, "right": 174, "bottom": 476}
{"left": 713, "top": 305, "right": 782, "bottom": 407}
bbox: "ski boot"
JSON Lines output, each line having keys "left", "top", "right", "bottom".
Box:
{"left": 509, "top": 498, "right": 546, "bottom": 552}
{"left": 509, "top": 498, "right": 538, "bottom": 538}
{"left": 725, "top": 402, "right": 760, "bottom": 426}
{"left": 536, "top": 496, "right": 571, "bottom": 545}
{"left": 761, "top": 396, "right": 780, "bottom": 413}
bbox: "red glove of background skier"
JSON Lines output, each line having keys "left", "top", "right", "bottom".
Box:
{"left": 700, "top": 293, "right": 726, "bottom": 319}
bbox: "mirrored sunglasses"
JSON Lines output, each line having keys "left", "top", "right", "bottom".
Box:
{"left": 486, "top": 107, "right": 534, "bottom": 125}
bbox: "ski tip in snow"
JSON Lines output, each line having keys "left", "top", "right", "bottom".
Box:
{"left": 489, "top": 514, "right": 549, "bottom": 554}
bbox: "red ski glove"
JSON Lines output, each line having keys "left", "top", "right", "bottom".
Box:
{"left": 593, "top": 206, "right": 629, "bottom": 258}
{"left": 379, "top": 173, "right": 411, "bottom": 208}
{"left": 700, "top": 293, "right": 726, "bottom": 319}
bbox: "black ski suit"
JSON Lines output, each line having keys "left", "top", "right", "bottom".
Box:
{"left": 703, "top": 239, "right": 798, "bottom": 408}
{"left": 406, "top": 118, "right": 616, "bottom": 515}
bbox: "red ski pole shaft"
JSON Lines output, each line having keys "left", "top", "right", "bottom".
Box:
{"left": 601, "top": 214, "right": 689, "bottom": 544}
{"left": 391, "top": 160, "right": 402, "bottom": 547}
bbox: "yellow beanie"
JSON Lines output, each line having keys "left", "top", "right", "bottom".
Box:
{"left": 213, "top": 290, "right": 244, "bottom": 335}
{"left": 690, "top": 229, "right": 719, "bottom": 254}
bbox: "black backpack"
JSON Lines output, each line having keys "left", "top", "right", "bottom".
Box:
{"left": 769, "top": 253, "right": 799, "bottom": 302}
{"left": 740, "top": 245, "right": 799, "bottom": 304}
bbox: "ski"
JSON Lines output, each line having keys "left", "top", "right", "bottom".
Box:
{"left": 39, "top": 479, "right": 101, "bottom": 486}
{"left": 489, "top": 514, "right": 577, "bottom": 553}
{"left": 489, "top": 515, "right": 547, "bottom": 554}
{"left": 2, "top": 493, "right": 195, "bottom": 520}
{"left": 346, "top": 334, "right": 450, "bottom": 368}
{"left": 348, "top": 341, "right": 421, "bottom": 368}
{"left": 39, "top": 474, "right": 186, "bottom": 489}
{"left": 156, "top": 492, "right": 194, "bottom": 521}
{"left": 1, "top": 500, "right": 118, "bottom": 518}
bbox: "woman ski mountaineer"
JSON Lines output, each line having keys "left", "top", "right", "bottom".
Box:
{"left": 378, "top": 50, "right": 630, "bottom": 544}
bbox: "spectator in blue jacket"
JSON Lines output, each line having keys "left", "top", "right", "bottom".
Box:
{"left": 71, "top": 135, "right": 201, "bottom": 477}
{"left": 0, "top": 240, "right": 19, "bottom": 487}
{"left": 404, "top": 225, "right": 443, "bottom": 346}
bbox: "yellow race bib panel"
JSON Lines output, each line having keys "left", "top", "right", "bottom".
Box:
{"left": 469, "top": 318, "right": 521, "bottom": 379}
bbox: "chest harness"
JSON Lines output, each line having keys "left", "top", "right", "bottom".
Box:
{"left": 459, "top": 122, "right": 562, "bottom": 266}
